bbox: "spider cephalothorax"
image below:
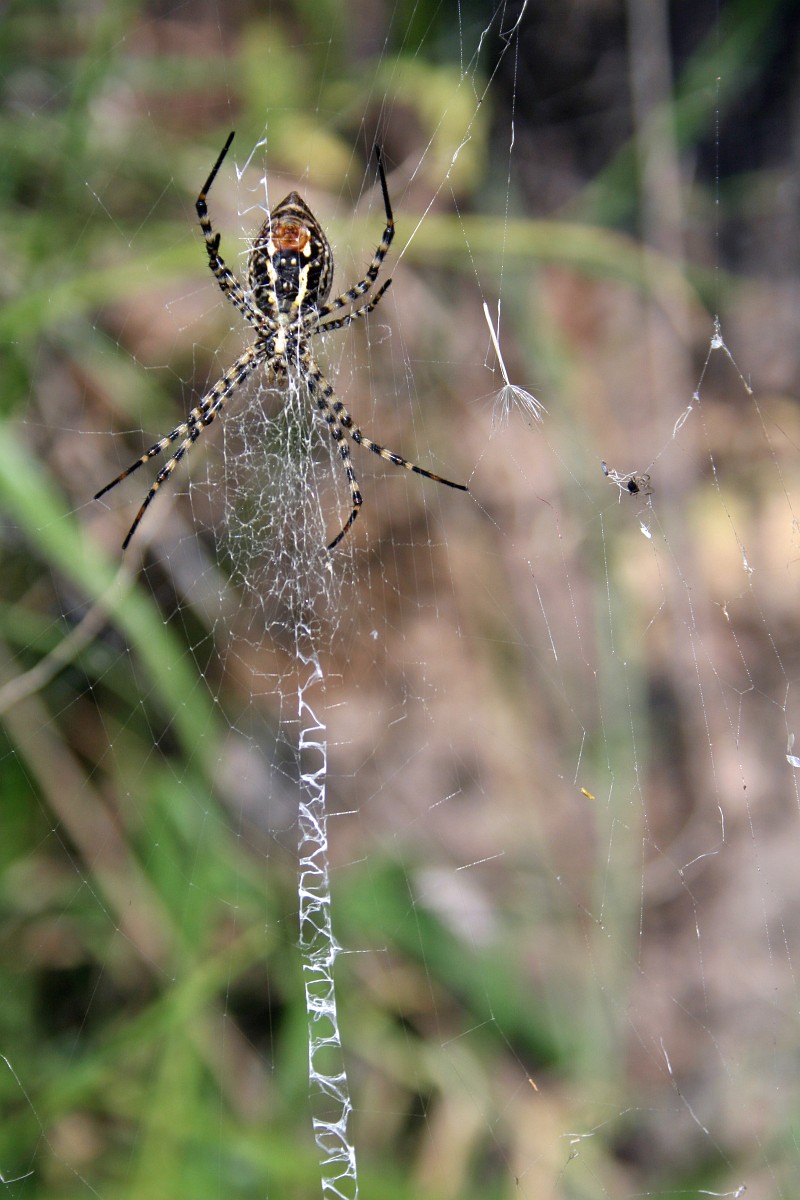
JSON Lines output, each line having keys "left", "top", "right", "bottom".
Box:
{"left": 248, "top": 193, "right": 334, "bottom": 318}
{"left": 95, "top": 131, "right": 467, "bottom": 550}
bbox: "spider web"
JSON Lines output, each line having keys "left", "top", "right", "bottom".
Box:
{"left": 2, "top": 2, "right": 800, "bottom": 1199}
{"left": 206, "top": 373, "right": 356, "bottom": 644}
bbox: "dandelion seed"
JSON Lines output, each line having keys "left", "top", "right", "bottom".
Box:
{"left": 483, "top": 302, "right": 545, "bottom": 427}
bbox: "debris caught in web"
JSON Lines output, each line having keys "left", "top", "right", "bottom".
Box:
{"left": 483, "top": 301, "right": 546, "bottom": 426}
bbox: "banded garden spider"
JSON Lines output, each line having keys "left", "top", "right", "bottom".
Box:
{"left": 95, "top": 131, "right": 468, "bottom": 550}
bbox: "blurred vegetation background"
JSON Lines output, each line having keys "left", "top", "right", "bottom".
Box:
{"left": 1, "top": 0, "right": 800, "bottom": 1197}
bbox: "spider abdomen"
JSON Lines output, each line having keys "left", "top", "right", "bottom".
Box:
{"left": 248, "top": 192, "right": 333, "bottom": 317}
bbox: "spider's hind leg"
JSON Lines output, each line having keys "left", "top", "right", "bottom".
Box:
{"left": 301, "top": 352, "right": 467, "bottom": 550}
{"left": 95, "top": 345, "right": 263, "bottom": 549}
{"left": 299, "top": 358, "right": 362, "bottom": 549}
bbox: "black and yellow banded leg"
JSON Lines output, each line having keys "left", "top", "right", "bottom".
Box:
{"left": 302, "top": 353, "right": 467, "bottom": 549}
{"left": 347, "top": 420, "right": 469, "bottom": 489}
{"left": 95, "top": 345, "right": 264, "bottom": 548}
{"left": 325, "top": 430, "right": 363, "bottom": 550}
{"left": 195, "top": 131, "right": 262, "bottom": 329}
{"left": 299, "top": 357, "right": 362, "bottom": 547}
{"left": 314, "top": 147, "right": 395, "bottom": 322}
{"left": 315, "top": 279, "right": 393, "bottom": 335}
{"left": 119, "top": 423, "right": 203, "bottom": 549}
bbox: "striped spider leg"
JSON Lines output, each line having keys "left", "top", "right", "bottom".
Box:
{"left": 94, "top": 132, "right": 467, "bottom": 550}
{"left": 94, "top": 345, "right": 267, "bottom": 549}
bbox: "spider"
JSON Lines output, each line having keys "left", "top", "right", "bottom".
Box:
{"left": 95, "top": 131, "right": 468, "bottom": 551}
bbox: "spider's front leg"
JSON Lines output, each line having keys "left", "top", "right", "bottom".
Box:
{"left": 313, "top": 146, "right": 395, "bottom": 323}
{"left": 195, "top": 131, "right": 262, "bottom": 329}
{"left": 301, "top": 352, "right": 468, "bottom": 550}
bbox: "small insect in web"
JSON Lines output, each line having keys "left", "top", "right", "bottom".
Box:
{"left": 601, "top": 461, "right": 654, "bottom": 502}
{"left": 94, "top": 132, "right": 468, "bottom": 551}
